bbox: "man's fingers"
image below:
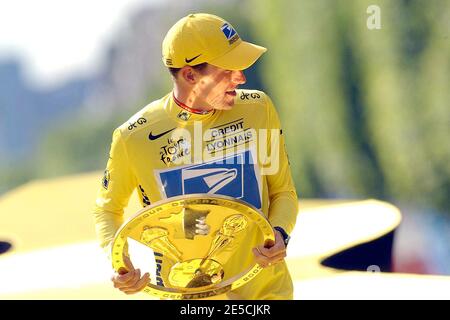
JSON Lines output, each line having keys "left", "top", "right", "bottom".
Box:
{"left": 252, "top": 247, "right": 264, "bottom": 259}
{"left": 122, "top": 272, "right": 151, "bottom": 294}
{"left": 267, "top": 251, "right": 287, "bottom": 263}
{"left": 117, "top": 255, "right": 135, "bottom": 276}
{"left": 111, "top": 254, "right": 149, "bottom": 292}
{"left": 252, "top": 247, "right": 286, "bottom": 268}
{"left": 257, "top": 243, "right": 286, "bottom": 258}
{"left": 121, "top": 269, "right": 141, "bottom": 288}
{"left": 122, "top": 272, "right": 150, "bottom": 294}
{"left": 123, "top": 254, "right": 134, "bottom": 271}
{"left": 258, "top": 231, "right": 287, "bottom": 257}
{"left": 114, "top": 269, "right": 141, "bottom": 288}
{"left": 113, "top": 269, "right": 135, "bottom": 285}
{"left": 117, "top": 268, "right": 128, "bottom": 276}
{"left": 263, "top": 238, "right": 275, "bottom": 249}
{"left": 252, "top": 248, "right": 271, "bottom": 266}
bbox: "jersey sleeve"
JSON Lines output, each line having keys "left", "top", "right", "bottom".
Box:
{"left": 264, "top": 94, "right": 299, "bottom": 235}
{"left": 93, "top": 128, "right": 137, "bottom": 253}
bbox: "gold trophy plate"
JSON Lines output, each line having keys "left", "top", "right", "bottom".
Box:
{"left": 111, "top": 194, "right": 274, "bottom": 299}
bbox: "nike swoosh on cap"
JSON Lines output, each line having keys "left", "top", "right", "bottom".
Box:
{"left": 149, "top": 128, "right": 176, "bottom": 140}
{"left": 185, "top": 54, "right": 202, "bottom": 63}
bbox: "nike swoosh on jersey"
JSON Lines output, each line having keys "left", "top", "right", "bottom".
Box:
{"left": 185, "top": 54, "right": 202, "bottom": 63}
{"left": 148, "top": 128, "right": 176, "bottom": 140}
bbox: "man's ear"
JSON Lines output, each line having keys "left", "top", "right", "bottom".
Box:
{"left": 180, "top": 67, "right": 196, "bottom": 84}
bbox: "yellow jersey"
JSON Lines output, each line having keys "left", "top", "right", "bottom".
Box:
{"left": 93, "top": 89, "right": 299, "bottom": 299}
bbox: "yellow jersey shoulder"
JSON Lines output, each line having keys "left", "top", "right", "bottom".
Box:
{"left": 116, "top": 95, "right": 170, "bottom": 139}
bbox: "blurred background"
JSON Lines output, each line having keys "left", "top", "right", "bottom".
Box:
{"left": 0, "top": 0, "right": 449, "bottom": 276}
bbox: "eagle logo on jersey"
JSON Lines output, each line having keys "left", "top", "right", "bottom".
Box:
{"left": 183, "top": 168, "right": 238, "bottom": 194}
{"left": 155, "top": 150, "right": 262, "bottom": 209}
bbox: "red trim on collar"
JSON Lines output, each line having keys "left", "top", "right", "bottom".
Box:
{"left": 172, "top": 93, "right": 213, "bottom": 115}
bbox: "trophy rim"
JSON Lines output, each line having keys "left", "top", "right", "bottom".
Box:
{"left": 111, "top": 193, "right": 274, "bottom": 299}
{"left": 125, "top": 193, "right": 265, "bottom": 225}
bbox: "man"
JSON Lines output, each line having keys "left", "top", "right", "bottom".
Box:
{"left": 93, "top": 13, "right": 298, "bottom": 299}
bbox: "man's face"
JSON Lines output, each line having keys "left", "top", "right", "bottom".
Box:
{"left": 192, "top": 64, "right": 246, "bottom": 110}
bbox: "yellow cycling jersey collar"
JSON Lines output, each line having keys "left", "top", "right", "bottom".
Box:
{"left": 165, "top": 93, "right": 218, "bottom": 123}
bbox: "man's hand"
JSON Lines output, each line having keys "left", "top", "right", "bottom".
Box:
{"left": 111, "top": 255, "right": 150, "bottom": 295}
{"left": 252, "top": 229, "right": 287, "bottom": 268}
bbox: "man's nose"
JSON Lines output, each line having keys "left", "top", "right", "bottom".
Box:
{"left": 232, "top": 70, "right": 246, "bottom": 85}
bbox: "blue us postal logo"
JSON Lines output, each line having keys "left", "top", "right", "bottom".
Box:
{"left": 155, "top": 150, "right": 262, "bottom": 209}
{"left": 221, "top": 23, "right": 237, "bottom": 40}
